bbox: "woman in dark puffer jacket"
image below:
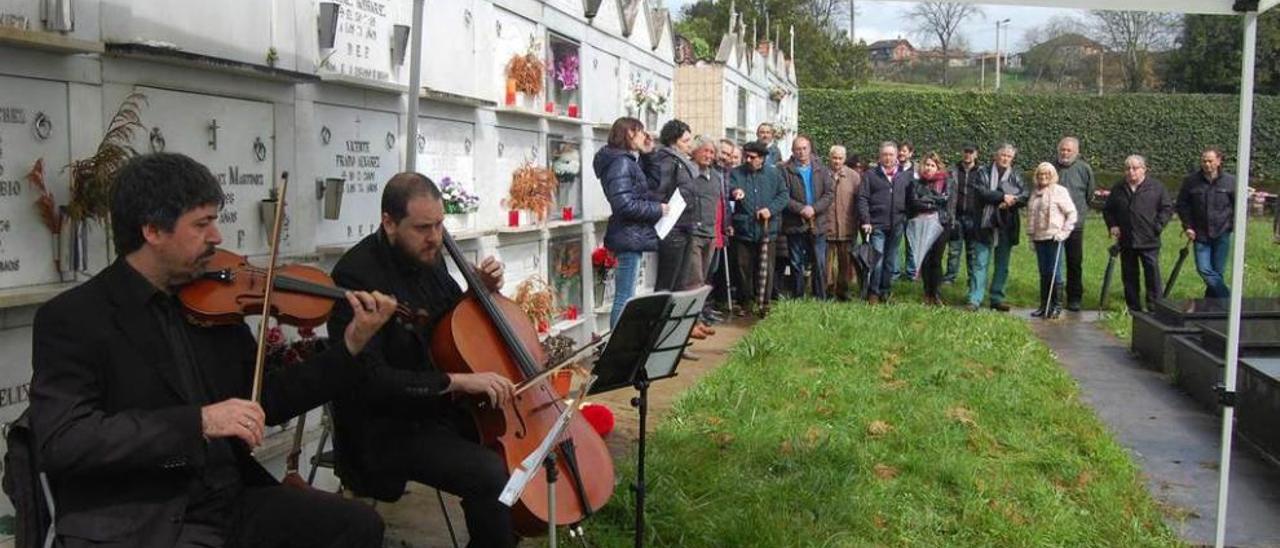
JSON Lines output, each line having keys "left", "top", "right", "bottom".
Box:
{"left": 595, "top": 117, "right": 668, "bottom": 327}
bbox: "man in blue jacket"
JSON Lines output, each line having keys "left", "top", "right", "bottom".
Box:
{"left": 730, "top": 141, "right": 789, "bottom": 314}
{"left": 857, "top": 142, "right": 914, "bottom": 304}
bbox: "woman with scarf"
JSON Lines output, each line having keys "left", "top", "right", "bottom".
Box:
{"left": 1026, "top": 162, "right": 1078, "bottom": 319}
{"left": 909, "top": 153, "right": 957, "bottom": 305}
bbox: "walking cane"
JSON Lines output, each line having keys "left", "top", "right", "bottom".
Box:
{"left": 1099, "top": 243, "right": 1121, "bottom": 310}
{"left": 756, "top": 217, "right": 771, "bottom": 316}
{"left": 1041, "top": 238, "right": 1065, "bottom": 318}
{"left": 1163, "top": 240, "right": 1193, "bottom": 298}
{"left": 722, "top": 242, "right": 733, "bottom": 317}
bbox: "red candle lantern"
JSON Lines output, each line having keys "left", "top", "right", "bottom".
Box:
{"left": 505, "top": 79, "right": 517, "bottom": 106}
{"left": 544, "top": 100, "right": 555, "bottom": 114}
{"left": 562, "top": 206, "right": 573, "bottom": 221}
{"left": 567, "top": 103, "right": 579, "bottom": 118}
{"left": 508, "top": 210, "right": 520, "bottom": 227}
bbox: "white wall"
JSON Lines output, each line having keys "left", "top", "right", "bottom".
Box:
{"left": 0, "top": 0, "right": 678, "bottom": 533}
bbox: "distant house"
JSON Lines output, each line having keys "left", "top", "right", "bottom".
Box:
{"left": 919, "top": 48, "right": 972, "bottom": 67}
{"left": 868, "top": 39, "right": 916, "bottom": 66}
{"left": 1025, "top": 33, "right": 1104, "bottom": 60}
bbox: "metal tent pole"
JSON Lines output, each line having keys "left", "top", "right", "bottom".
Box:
{"left": 404, "top": 0, "right": 425, "bottom": 172}
{"left": 1213, "top": 10, "right": 1258, "bottom": 548}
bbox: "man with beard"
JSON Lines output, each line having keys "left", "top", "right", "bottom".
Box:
{"left": 29, "top": 153, "right": 394, "bottom": 547}
{"left": 328, "top": 173, "right": 516, "bottom": 546}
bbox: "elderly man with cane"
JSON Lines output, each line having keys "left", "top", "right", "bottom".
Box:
{"left": 730, "top": 141, "right": 789, "bottom": 316}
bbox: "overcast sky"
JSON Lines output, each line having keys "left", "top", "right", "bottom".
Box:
{"left": 665, "top": 1, "right": 1092, "bottom": 53}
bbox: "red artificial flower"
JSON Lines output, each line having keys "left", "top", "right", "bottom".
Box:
{"left": 591, "top": 247, "right": 618, "bottom": 270}
{"left": 297, "top": 326, "right": 316, "bottom": 339}
{"left": 266, "top": 326, "right": 285, "bottom": 346}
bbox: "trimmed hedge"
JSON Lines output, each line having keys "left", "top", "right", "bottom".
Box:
{"left": 799, "top": 89, "right": 1280, "bottom": 185}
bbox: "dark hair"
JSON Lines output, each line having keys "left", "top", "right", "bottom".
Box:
{"left": 607, "top": 117, "right": 644, "bottom": 149}
{"left": 381, "top": 172, "right": 443, "bottom": 223}
{"left": 898, "top": 140, "right": 914, "bottom": 153}
{"left": 658, "top": 119, "right": 691, "bottom": 147}
{"left": 1202, "top": 146, "right": 1225, "bottom": 160}
{"left": 743, "top": 141, "right": 769, "bottom": 158}
{"left": 845, "top": 154, "right": 862, "bottom": 170}
{"left": 110, "top": 153, "right": 225, "bottom": 256}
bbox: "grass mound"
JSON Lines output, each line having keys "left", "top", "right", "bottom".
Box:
{"left": 588, "top": 301, "right": 1181, "bottom": 547}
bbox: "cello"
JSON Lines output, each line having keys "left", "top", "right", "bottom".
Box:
{"left": 429, "top": 231, "right": 615, "bottom": 537}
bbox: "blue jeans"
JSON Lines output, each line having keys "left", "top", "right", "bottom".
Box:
{"left": 787, "top": 233, "right": 828, "bottom": 299}
{"left": 966, "top": 234, "right": 1013, "bottom": 306}
{"left": 967, "top": 240, "right": 993, "bottom": 306}
{"left": 610, "top": 251, "right": 642, "bottom": 328}
{"left": 1194, "top": 232, "right": 1232, "bottom": 298}
{"left": 1035, "top": 240, "right": 1065, "bottom": 285}
{"left": 869, "top": 222, "right": 904, "bottom": 298}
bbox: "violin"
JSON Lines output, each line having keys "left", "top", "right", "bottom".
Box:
{"left": 179, "top": 248, "right": 428, "bottom": 328}
{"left": 429, "top": 231, "right": 615, "bottom": 537}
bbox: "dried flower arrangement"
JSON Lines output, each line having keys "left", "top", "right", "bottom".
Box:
{"left": 507, "top": 37, "right": 545, "bottom": 96}
{"left": 67, "top": 92, "right": 147, "bottom": 224}
{"left": 505, "top": 163, "right": 558, "bottom": 221}
{"left": 514, "top": 276, "right": 557, "bottom": 331}
{"left": 26, "top": 158, "right": 66, "bottom": 274}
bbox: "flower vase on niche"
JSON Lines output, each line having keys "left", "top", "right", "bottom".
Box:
{"left": 440, "top": 177, "right": 478, "bottom": 234}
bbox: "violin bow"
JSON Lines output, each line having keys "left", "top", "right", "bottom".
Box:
{"left": 250, "top": 171, "right": 290, "bottom": 403}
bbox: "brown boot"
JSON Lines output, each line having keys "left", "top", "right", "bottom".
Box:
{"left": 868, "top": 294, "right": 881, "bottom": 305}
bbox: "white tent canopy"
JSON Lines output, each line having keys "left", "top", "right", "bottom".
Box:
{"left": 939, "top": 0, "right": 1276, "bottom": 15}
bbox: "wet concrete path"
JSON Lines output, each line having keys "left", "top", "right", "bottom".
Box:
{"left": 1026, "top": 310, "right": 1280, "bottom": 547}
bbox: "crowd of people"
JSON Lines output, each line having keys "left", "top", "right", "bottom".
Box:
{"left": 597, "top": 117, "right": 1241, "bottom": 326}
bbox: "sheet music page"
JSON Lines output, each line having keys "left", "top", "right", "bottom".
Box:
{"left": 654, "top": 190, "right": 687, "bottom": 240}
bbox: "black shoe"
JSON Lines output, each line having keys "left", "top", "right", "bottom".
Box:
{"left": 1066, "top": 301, "right": 1081, "bottom": 312}
{"left": 965, "top": 303, "right": 981, "bottom": 312}
{"left": 1030, "top": 308, "right": 1045, "bottom": 318}
{"left": 1047, "top": 306, "right": 1062, "bottom": 319}
{"left": 990, "top": 302, "right": 1011, "bottom": 312}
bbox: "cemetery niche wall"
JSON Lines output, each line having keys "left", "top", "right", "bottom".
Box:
{"left": 0, "top": 0, "right": 681, "bottom": 536}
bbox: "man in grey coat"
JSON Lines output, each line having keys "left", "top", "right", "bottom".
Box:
{"left": 779, "top": 135, "right": 835, "bottom": 299}
{"left": 1053, "top": 136, "right": 1095, "bottom": 311}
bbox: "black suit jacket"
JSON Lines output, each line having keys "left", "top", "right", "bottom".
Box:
{"left": 327, "top": 231, "right": 464, "bottom": 502}
{"left": 28, "top": 259, "right": 362, "bottom": 547}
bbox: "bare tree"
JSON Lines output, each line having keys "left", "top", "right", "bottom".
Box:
{"left": 805, "top": 0, "right": 851, "bottom": 35}
{"left": 905, "top": 2, "right": 985, "bottom": 84}
{"left": 1088, "top": 10, "right": 1181, "bottom": 91}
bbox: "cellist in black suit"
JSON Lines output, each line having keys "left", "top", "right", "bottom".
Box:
{"left": 28, "top": 153, "right": 397, "bottom": 547}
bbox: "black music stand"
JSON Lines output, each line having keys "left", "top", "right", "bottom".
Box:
{"left": 589, "top": 286, "right": 710, "bottom": 548}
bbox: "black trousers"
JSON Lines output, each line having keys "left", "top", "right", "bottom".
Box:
{"left": 1120, "top": 246, "right": 1162, "bottom": 312}
{"left": 655, "top": 230, "right": 693, "bottom": 292}
{"left": 1064, "top": 227, "right": 1085, "bottom": 305}
{"left": 921, "top": 229, "right": 949, "bottom": 298}
{"left": 157, "top": 484, "right": 382, "bottom": 548}
{"left": 382, "top": 418, "right": 515, "bottom": 548}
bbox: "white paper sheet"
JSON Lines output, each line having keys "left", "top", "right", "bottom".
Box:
{"left": 654, "top": 190, "right": 686, "bottom": 240}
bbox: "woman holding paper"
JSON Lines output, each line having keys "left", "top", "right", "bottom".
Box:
{"left": 595, "top": 117, "right": 668, "bottom": 328}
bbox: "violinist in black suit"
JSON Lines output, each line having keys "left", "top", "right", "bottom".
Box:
{"left": 28, "top": 153, "right": 398, "bottom": 547}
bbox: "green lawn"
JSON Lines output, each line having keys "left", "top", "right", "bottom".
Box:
{"left": 888, "top": 214, "right": 1280, "bottom": 341}
{"left": 585, "top": 302, "right": 1182, "bottom": 547}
